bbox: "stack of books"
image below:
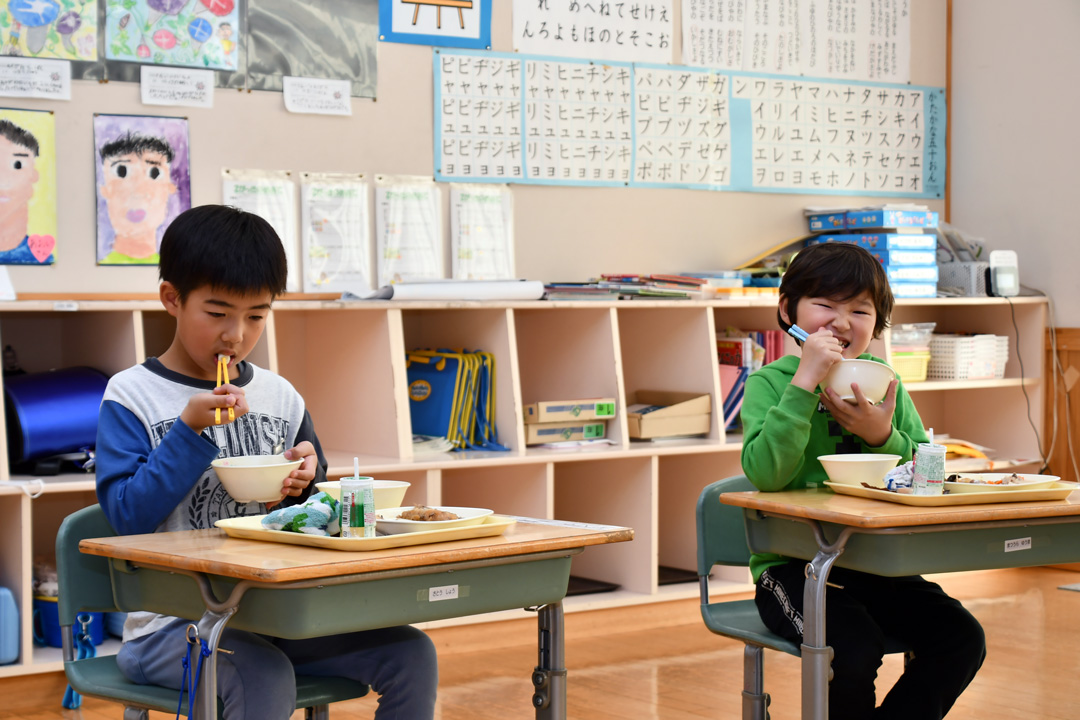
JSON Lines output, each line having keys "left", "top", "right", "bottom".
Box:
{"left": 804, "top": 205, "right": 939, "bottom": 299}
{"left": 544, "top": 274, "right": 707, "bottom": 300}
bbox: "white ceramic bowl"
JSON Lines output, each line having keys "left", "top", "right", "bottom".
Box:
{"left": 315, "top": 480, "right": 411, "bottom": 510}
{"left": 818, "top": 454, "right": 902, "bottom": 488}
{"left": 375, "top": 506, "right": 493, "bottom": 535}
{"left": 212, "top": 455, "right": 303, "bottom": 503}
{"left": 823, "top": 359, "right": 896, "bottom": 403}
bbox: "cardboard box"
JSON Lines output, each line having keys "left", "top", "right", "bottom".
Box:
{"left": 890, "top": 282, "right": 938, "bottom": 298}
{"left": 866, "top": 249, "right": 937, "bottom": 266}
{"left": 807, "top": 212, "right": 847, "bottom": 232}
{"left": 886, "top": 265, "right": 940, "bottom": 282}
{"left": 845, "top": 210, "right": 939, "bottom": 229}
{"left": 626, "top": 391, "right": 711, "bottom": 439}
{"left": 809, "top": 233, "right": 937, "bottom": 250}
{"left": 524, "top": 398, "right": 617, "bottom": 424}
{"left": 525, "top": 420, "right": 607, "bottom": 445}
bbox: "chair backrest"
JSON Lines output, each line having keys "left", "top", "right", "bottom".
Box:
{"left": 56, "top": 504, "right": 119, "bottom": 627}
{"left": 696, "top": 475, "right": 757, "bottom": 576}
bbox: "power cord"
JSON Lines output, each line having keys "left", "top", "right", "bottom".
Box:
{"left": 1003, "top": 296, "right": 1046, "bottom": 471}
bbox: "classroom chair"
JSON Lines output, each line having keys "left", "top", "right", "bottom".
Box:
{"left": 56, "top": 504, "right": 369, "bottom": 720}
{"left": 696, "top": 475, "right": 911, "bottom": 720}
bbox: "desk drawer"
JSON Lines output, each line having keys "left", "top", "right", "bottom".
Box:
{"left": 109, "top": 556, "right": 572, "bottom": 638}
{"left": 745, "top": 515, "right": 1080, "bottom": 576}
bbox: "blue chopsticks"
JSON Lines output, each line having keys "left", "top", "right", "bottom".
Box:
{"left": 786, "top": 324, "right": 809, "bottom": 342}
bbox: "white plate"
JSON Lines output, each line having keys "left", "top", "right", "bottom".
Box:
{"left": 943, "top": 473, "right": 1061, "bottom": 493}
{"left": 376, "top": 506, "right": 494, "bottom": 534}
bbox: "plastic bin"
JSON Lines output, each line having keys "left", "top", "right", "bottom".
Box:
{"left": 927, "top": 334, "right": 1008, "bottom": 381}
{"left": 891, "top": 351, "right": 931, "bottom": 383}
{"left": 32, "top": 596, "right": 104, "bottom": 648}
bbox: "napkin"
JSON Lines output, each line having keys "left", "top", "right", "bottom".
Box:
{"left": 261, "top": 491, "right": 340, "bottom": 536}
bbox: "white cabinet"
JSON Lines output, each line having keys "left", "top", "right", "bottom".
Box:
{"left": 0, "top": 295, "right": 1047, "bottom": 677}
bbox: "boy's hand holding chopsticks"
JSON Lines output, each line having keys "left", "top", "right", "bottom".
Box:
{"left": 178, "top": 383, "right": 248, "bottom": 434}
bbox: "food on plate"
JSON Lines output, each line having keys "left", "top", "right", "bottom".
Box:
{"left": 397, "top": 505, "right": 461, "bottom": 521}
{"left": 947, "top": 473, "right": 1024, "bottom": 485}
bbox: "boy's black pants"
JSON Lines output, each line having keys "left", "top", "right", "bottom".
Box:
{"left": 756, "top": 561, "right": 986, "bottom": 720}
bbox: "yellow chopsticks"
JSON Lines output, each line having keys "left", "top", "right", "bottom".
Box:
{"left": 215, "top": 354, "right": 234, "bottom": 424}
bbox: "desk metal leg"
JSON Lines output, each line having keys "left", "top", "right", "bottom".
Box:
{"left": 532, "top": 602, "right": 567, "bottom": 720}
{"left": 799, "top": 523, "right": 854, "bottom": 720}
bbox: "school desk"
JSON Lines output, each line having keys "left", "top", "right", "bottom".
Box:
{"left": 79, "top": 517, "right": 633, "bottom": 720}
{"left": 719, "top": 487, "right": 1080, "bottom": 720}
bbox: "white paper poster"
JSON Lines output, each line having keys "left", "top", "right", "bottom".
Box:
{"left": 513, "top": 0, "right": 674, "bottom": 64}
{"left": 141, "top": 66, "right": 215, "bottom": 109}
{"left": 283, "top": 77, "right": 353, "bottom": 116}
{"left": 0, "top": 57, "right": 70, "bottom": 100}
{"left": 300, "top": 172, "right": 372, "bottom": 295}
{"left": 682, "top": 0, "right": 911, "bottom": 83}
{"left": 374, "top": 175, "right": 443, "bottom": 287}
{"left": 450, "top": 184, "right": 514, "bottom": 280}
{"left": 221, "top": 169, "right": 300, "bottom": 292}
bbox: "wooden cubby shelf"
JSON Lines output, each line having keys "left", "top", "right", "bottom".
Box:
{"left": 0, "top": 295, "right": 1047, "bottom": 676}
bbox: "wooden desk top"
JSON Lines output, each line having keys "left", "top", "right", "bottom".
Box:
{"left": 720, "top": 488, "right": 1080, "bottom": 529}
{"left": 80, "top": 519, "right": 633, "bottom": 583}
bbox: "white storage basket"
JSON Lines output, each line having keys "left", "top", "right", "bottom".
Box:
{"left": 927, "top": 334, "right": 1008, "bottom": 380}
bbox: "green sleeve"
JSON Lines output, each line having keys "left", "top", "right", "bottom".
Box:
{"left": 740, "top": 370, "right": 821, "bottom": 491}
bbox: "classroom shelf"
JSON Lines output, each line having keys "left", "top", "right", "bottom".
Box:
{"left": 0, "top": 296, "right": 1048, "bottom": 678}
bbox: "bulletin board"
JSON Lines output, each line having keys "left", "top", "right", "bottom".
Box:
{"left": 6, "top": 0, "right": 948, "bottom": 296}
{"left": 435, "top": 48, "right": 945, "bottom": 199}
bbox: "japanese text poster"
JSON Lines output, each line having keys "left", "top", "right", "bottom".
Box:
{"left": 374, "top": 175, "right": 442, "bottom": 287}
{"left": 94, "top": 113, "right": 190, "bottom": 265}
{"left": 300, "top": 172, "right": 371, "bottom": 295}
{"left": 513, "top": 0, "right": 673, "bottom": 64}
{"left": 104, "top": 0, "right": 240, "bottom": 71}
{"left": 450, "top": 183, "right": 514, "bottom": 280}
{"left": 222, "top": 168, "right": 300, "bottom": 291}
{"left": 682, "top": 0, "right": 912, "bottom": 83}
{"left": 0, "top": 108, "right": 55, "bottom": 264}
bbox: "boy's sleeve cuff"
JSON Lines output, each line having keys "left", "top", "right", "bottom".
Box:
{"left": 172, "top": 419, "right": 223, "bottom": 458}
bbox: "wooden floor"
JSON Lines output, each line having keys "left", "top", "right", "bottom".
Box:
{"left": 7, "top": 567, "right": 1080, "bottom": 719}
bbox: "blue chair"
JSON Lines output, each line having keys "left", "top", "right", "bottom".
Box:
{"left": 696, "top": 475, "right": 910, "bottom": 719}
{"left": 57, "top": 504, "right": 369, "bottom": 720}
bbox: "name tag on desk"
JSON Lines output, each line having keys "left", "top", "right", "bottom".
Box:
{"left": 1004, "top": 537, "right": 1032, "bottom": 553}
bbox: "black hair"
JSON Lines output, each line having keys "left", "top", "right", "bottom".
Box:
{"left": 0, "top": 119, "right": 39, "bottom": 156}
{"left": 159, "top": 205, "right": 288, "bottom": 302}
{"left": 778, "top": 242, "right": 894, "bottom": 339}
{"left": 100, "top": 131, "right": 174, "bottom": 164}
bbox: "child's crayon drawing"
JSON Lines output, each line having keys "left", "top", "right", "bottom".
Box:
{"left": 0, "top": 107, "right": 56, "bottom": 265}
{"left": 0, "top": 0, "right": 98, "bottom": 61}
{"left": 104, "top": 0, "right": 238, "bottom": 71}
{"left": 94, "top": 113, "right": 190, "bottom": 265}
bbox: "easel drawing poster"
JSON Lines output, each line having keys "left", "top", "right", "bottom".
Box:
{"left": 379, "top": 0, "right": 491, "bottom": 49}
{"left": 0, "top": 108, "right": 56, "bottom": 264}
{"left": 94, "top": 114, "right": 191, "bottom": 265}
{"left": 104, "top": 0, "right": 239, "bottom": 70}
{"left": 0, "top": 0, "right": 99, "bottom": 60}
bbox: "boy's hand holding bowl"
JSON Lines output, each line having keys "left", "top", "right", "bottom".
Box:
{"left": 823, "top": 359, "right": 896, "bottom": 404}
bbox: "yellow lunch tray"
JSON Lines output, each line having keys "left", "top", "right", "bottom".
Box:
{"left": 215, "top": 514, "right": 517, "bottom": 551}
{"left": 824, "top": 481, "right": 1078, "bottom": 507}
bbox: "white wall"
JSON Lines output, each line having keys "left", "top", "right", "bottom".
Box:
{"left": 951, "top": 0, "right": 1080, "bottom": 325}
{"left": 8, "top": 0, "right": 946, "bottom": 296}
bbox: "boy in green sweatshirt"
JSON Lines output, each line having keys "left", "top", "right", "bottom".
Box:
{"left": 740, "top": 242, "right": 985, "bottom": 719}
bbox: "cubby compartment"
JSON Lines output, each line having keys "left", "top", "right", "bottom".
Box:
{"left": 442, "top": 463, "right": 549, "bottom": 518}
{"left": 0, "top": 310, "right": 137, "bottom": 377}
{"left": 0, "top": 492, "right": 26, "bottom": 674}
{"left": 616, "top": 306, "right": 723, "bottom": 445}
{"left": 657, "top": 453, "right": 748, "bottom": 591}
{"left": 270, "top": 307, "right": 406, "bottom": 470}
{"left": 554, "top": 456, "right": 654, "bottom": 595}
{"left": 401, "top": 307, "right": 520, "bottom": 454}
{"left": 514, "top": 307, "right": 625, "bottom": 450}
